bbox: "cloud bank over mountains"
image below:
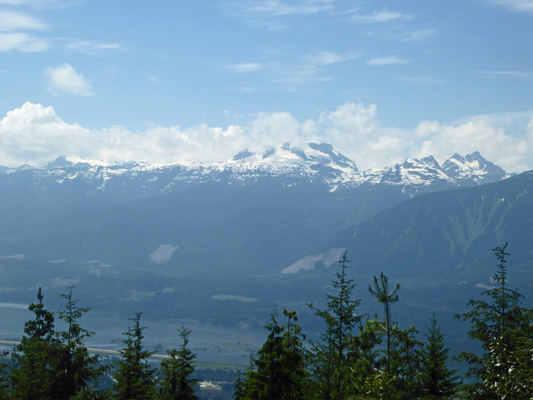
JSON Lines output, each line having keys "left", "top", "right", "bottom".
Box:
{"left": 0, "top": 102, "right": 532, "bottom": 173}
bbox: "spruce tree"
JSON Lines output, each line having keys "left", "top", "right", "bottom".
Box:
{"left": 114, "top": 312, "right": 155, "bottom": 400}
{"left": 455, "top": 243, "right": 533, "bottom": 399}
{"left": 0, "top": 355, "right": 10, "bottom": 400}
{"left": 418, "top": 313, "right": 459, "bottom": 399}
{"left": 307, "top": 251, "right": 363, "bottom": 400}
{"left": 52, "top": 286, "right": 104, "bottom": 399}
{"left": 242, "top": 309, "right": 307, "bottom": 400}
{"left": 158, "top": 327, "right": 199, "bottom": 400}
{"left": 368, "top": 272, "right": 400, "bottom": 373}
{"left": 11, "top": 287, "right": 57, "bottom": 399}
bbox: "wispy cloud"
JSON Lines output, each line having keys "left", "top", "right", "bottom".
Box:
{"left": 304, "top": 51, "right": 352, "bottom": 66}
{"left": 0, "top": 8, "right": 50, "bottom": 52}
{"left": 367, "top": 55, "right": 408, "bottom": 65}
{"left": 66, "top": 41, "right": 123, "bottom": 54}
{"left": 476, "top": 70, "right": 533, "bottom": 80}
{"left": 239, "top": 0, "right": 335, "bottom": 17}
{"left": 394, "top": 76, "right": 445, "bottom": 85}
{"left": 350, "top": 8, "right": 412, "bottom": 24}
{"left": 226, "top": 50, "right": 357, "bottom": 88}
{"left": 0, "top": 0, "right": 79, "bottom": 10}
{"left": 0, "top": 9, "right": 47, "bottom": 31}
{"left": 0, "top": 32, "right": 48, "bottom": 52}
{"left": 228, "top": 62, "right": 264, "bottom": 72}
{"left": 45, "top": 64, "right": 93, "bottom": 96}
{"left": 222, "top": 0, "right": 337, "bottom": 30}
{"left": 0, "top": 1, "right": 122, "bottom": 53}
{"left": 483, "top": 0, "right": 533, "bottom": 13}
{"left": 396, "top": 28, "right": 436, "bottom": 43}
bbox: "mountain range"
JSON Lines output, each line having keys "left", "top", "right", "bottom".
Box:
{"left": 0, "top": 143, "right": 508, "bottom": 275}
{"left": 0, "top": 142, "right": 530, "bottom": 336}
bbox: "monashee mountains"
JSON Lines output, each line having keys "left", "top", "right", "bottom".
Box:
{"left": 1, "top": 142, "right": 532, "bottom": 334}
{"left": 0, "top": 142, "right": 517, "bottom": 278}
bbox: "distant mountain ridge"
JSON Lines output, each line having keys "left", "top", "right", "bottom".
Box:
{"left": 0, "top": 142, "right": 530, "bottom": 339}
{"left": 0, "top": 142, "right": 512, "bottom": 278}
{"left": 0, "top": 143, "right": 507, "bottom": 196}
{"left": 285, "top": 170, "right": 533, "bottom": 279}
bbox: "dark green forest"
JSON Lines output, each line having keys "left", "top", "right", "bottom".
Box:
{"left": 0, "top": 245, "right": 531, "bottom": 400}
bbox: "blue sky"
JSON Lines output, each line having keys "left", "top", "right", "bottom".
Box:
{"left": 1, "top": 0, "right": 532, "bottom": 171}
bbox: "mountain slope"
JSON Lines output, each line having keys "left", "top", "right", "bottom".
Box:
{"left": 0, "top": 144, "right": 509, "bottom": 277}
{"left": 289, "top": 171, "right": 533, "bottom": 281}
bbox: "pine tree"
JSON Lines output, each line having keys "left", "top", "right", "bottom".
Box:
{"left": 232, "top": 375, "right": 247, "bottom": 400}
{"left": 113, "top": 312, "right": 155, "bottom": 400}
{"left": 455, "top": 243, "right": 533, "bottom": 399}
{"left": 0, "top": 354, "right": 10, "bottom": 400}
{"left": 158, "top": 327, "right": 200, "bottom": 400}
{"left": 418, "top": 313, "right": 459, "bottom": 399}
{"left": 242, "top": 309, "right": 307, "bottom": 400}
{"left": 53, "top": 286, "right": 105, "bottom": 399}
{"left": 11, "top": 287, "right": 57, "bottom": 399}
{"left": 307, "top": 251, "right": 363, "bottom": 400}
{"left": 368, "top": 272, "right": 400, "bottom": 374}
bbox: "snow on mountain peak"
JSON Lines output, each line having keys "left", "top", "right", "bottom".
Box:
{"left": 0, "top": 146, "right": 507, "bottom": 194}
{"left": 442, "top": 151, "right": 506, "bottom": 184}
{"left": 226, "top": 142, "right": 358, "bottom": 174}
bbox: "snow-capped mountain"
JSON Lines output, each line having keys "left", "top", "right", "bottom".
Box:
{"left": 441, "top": 151, "right": 507, "bottom": 185}
{"left": 0, "top": 142, "right": 511, "bottom": 277}
{"left": 0, "top": 143, "right": 507, "bottom": 196}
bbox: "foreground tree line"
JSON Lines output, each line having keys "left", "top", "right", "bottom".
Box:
{"left": 0, "top": 244, "right": 531, "bottom": 399}
{"left": 236, "top": 244, "right": 533, "bottom": 400}
{"left": 0, "top": 288, "right": 200, "bottom": 400}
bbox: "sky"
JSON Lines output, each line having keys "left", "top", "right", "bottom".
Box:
{"left": 0, "top": 0, "right": 533, "bottom": 172}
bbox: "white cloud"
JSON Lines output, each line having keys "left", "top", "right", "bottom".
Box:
{"left": 476, "top": 70, "right": 533, "bottom": 80}
{"left": 228, "top": 62, "right": 264, "bottom": 72}
{"left": 0, "top": 8, "right": 51, "bottom": 52}
{"left": 0, "top": 102, "right": 532, "bottom": 173}
{"left": 66, "top": 41, "right": 123, "bottom": 54}
{"left": 0, "top": 32, "right": 49, "bottom": 51}
{"left": 0, "top": 0, "right": 73, "bottom": 8}
{"left": 240, "top": 0, "right": 335, "bottom": 16}
{"left": 0, "top": 9, "right": 47, "bottom": 31}
{"left": 45, "top": 64, "right": 93, "bottom": 96}
{"left": 305, "top": 51, "right": 353, "bottom": 66}
{"left": 411, "top": 116, "right": 533, "bottom": 172}
{"left": 484, "top": 0, "right": 533, "bottom": 12}
{"left": 397, "top": 29, "right": 437, "bottom": 43}
{"left": 226, "top": 50, "right": 357, "bottom": 88}
{"left": 350, "top": 9, "right": 412, "bottom": 23}
{"left": 367, "top": 55, "right": 408, "bottom": 65}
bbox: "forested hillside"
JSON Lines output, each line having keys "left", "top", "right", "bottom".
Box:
{"left": 1, "top": 246, "right": 531, "bottom": 400}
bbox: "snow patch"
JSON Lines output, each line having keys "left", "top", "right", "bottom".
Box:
{"left": 150, "top": 244, "right": 179, "bottom": 264}
{"left": 282, "top": 248, "right": 346, "bottom": 274}
{"left": 0, "top": 254, "right": 25, "bottom": 260}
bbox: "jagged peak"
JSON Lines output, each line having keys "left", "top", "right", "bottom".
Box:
{"left": 46, "top": 156, "right": 73, "bottom": 169}
{"left": 420, "top": 155, "right": 440, "bottom": 168}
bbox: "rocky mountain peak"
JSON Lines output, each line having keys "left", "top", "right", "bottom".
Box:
{"left": 442, "top": 151, "right": 506, "bottom": 185}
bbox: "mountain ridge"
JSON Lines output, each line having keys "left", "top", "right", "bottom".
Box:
{"left": 0, "top": 143, "right": 508, "bottom": 195}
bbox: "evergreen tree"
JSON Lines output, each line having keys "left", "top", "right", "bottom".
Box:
{"left": 53, "top": 286, "right": 105, "bottom": 399}
{"left": 418, "top": 313, "right": 459, "bottom": 399}
{"left": 307, "top": 251, "right": 363, "bottom": 400}
{"left": 393, "top": 325, "right": 422, "bottom": 399}
{"left": 113, "top": 312, "right": 155, "bottom": 400}
{"left": 368, "top": 272, "right": 400, "bottom": 373}
{"left": 232, "top": 375, "right": 247, "bottom": 400}
{"left": 11, "top": 287, "right": 57, "bottom": 399}
{"left": 242, "top": 309, "right": 307, "bottom": 400}
{"left": 0, "top": 354, "right": 10, "bottom": 400}
{"left": 455, "top": 243, "right": 533, "bottom": 399}
{"left": 158, "top": 327, "right": 199, "bottom": 400}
